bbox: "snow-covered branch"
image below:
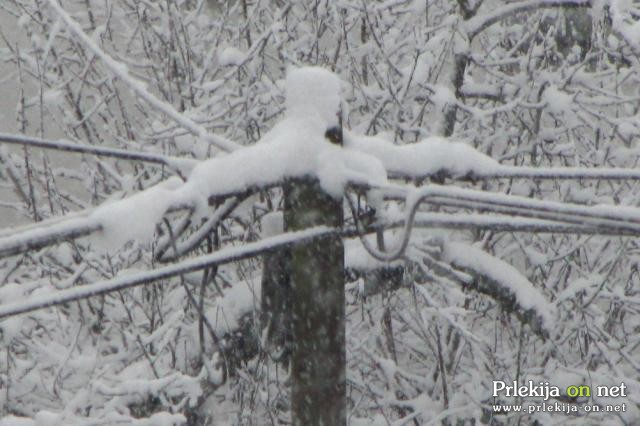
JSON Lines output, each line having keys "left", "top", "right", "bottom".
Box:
{"left": 608, "top": 0, "right": 640, "bottom": 52}
{"left": 46, "top": 0, "right": 242, "bottom": 153}
{"left": 0, "top": 212, "right": 100, "bottom": 258}
{"left": 465, "top": 0, "right": 592, "bottom": 39}
{"left": 442, "top": 241, "right": 553, "bottom": 338}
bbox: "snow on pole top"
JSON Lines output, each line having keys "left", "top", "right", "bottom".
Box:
{"left": 285, "top": 67, "right": 342, "bottom": 128}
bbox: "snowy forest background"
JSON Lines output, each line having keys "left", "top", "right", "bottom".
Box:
{"left": 1, "top": 0, "right": 640, "bottom": 424}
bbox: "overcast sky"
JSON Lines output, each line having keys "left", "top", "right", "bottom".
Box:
{"left": 0, "top": 8, "right": 21, "bottom": 134}
{"left": 1, "top": 9, "right": 46, "bottom": 225}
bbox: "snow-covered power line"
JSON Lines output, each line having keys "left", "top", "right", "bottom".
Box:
{"left": 0, "top": 226, "right": 338, "bottom": 319}
{"left": 0, "top": 133, "right": 195, "bottom": 175}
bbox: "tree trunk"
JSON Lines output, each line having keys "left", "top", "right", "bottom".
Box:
{"left": 285, "top": 137, "right": 345, "bottom": 425}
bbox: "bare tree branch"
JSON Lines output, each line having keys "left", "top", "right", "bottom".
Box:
{"left": 46, "top": 0, "right": 242, "bottom": 153}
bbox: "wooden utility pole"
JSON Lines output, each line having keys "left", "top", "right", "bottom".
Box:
{"left": 285, "top": 123, "right": 345, "bottom": 425}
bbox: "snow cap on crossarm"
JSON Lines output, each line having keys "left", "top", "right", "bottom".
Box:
{"left": 285, "top": 66, "right": 343, "bottom": 128}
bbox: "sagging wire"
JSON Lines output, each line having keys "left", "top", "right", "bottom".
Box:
{"left": 345, "top": 188, "right": 424, "bottom": 262}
